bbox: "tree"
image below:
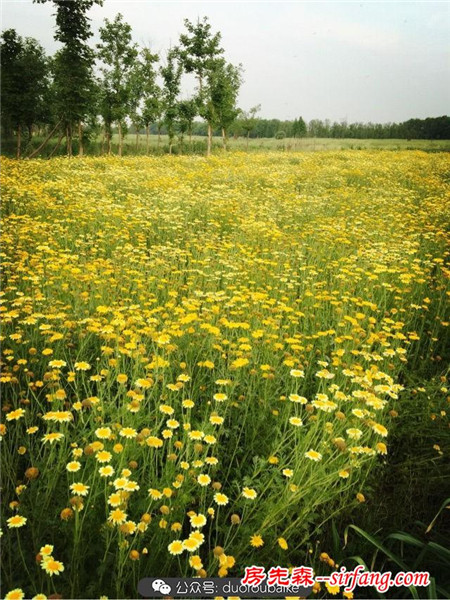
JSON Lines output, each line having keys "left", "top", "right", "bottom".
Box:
{"left": 97, "top": 13, "right": 139, "bottom": 156}
{"left": 0, "top": 29, "right": 23, "bottom": 143}
{"left": 178, "top": 17, "right": 224, "bottom": 94}
{"left": 140, "top": 47, "right": 161, "bottom": 154}
{"left": 1, "top": 29, "right": 50, "bottom": 158}
{"left": 51, "top": 46, "right": 97, "bottom": 156}
{"left": 143, "top": 95, "right": 163, "bottom": 153}
{"left": 97, "top": 77, "right": 114, "bottom": 155}
{"left": 160, "top": 48, "right": 182, "bottom": 154}
{"left": 292, "top": 116, "right": 307, "bottom": 138}
{"left": 34, "top": 0, "right": 102, "bottom": 156}
{"left": 128, "top": 59, "right": 145, "bottom": 151}
{"left": 241, "top": 104, "right": 261, "bottom": 149}
{"left": 177, "top": 99, "right": 197, "bottom": 153}
{"left": 178, "top": 17, "right": 224, "bottom": 155}
{"left": 206, "top": 59, "right": 242, "bottom": 150}
{"left": 308, "top": 119, "right": 328, "bottom": 138}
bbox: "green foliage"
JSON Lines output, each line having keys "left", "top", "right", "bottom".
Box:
{"left": 178, "top": 17, "right": 229, "bottom": 153}
{"left": 240, "top": 105, "right": 261, "bottom": 144}
{"left": 292, "top": 116, "right": 307, "bottom": 138}
{"left": 97, "top": 13, "right": 139, "bottom": 125}
{"left": 51, "top": 44, "right": 96, "bottom": 126}
{"left": 177, "top": 98, "right": 198, "bottom": 144}
{"left": 34, "top": 0, "right": 103, "bottom": 46}
{"left": 206, "top": 59, "right": 243, "bottom": 143}
{"left": 343, "top": 522, "right": 450, "bottom": 598}
{"left": 34, "top": 0, "right": 102, "bottom": 137}
{"left": 160, "top": 49, "right": 182, "bottom": 152}
{"left": 0, "top": 29, "right": 50, "bottom": 151}
{"left": 140, "top": 48, "right": 161, "bottom": 131}
{"left": 178, "top": 17, "right": 224, "bottom": 90}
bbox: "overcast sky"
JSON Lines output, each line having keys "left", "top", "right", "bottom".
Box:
{"left": 1, "top": 1, "right": 449, "bottom": 123}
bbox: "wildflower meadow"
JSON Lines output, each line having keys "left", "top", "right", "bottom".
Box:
{"left": 1, "top": 150, "right": 449, "bottom": 599}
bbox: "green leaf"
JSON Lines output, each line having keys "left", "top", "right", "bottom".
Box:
{"left": 408, "top": 585, "right": 420, "bottom": 599}
{"left": 345, "top": 524, "right": 410, "bottom": 570}
{"left": 427, "top": 577, "right": 436, "bottom": 600}
{"left": 426, "top": 497, "right": 450, "bottom": 534}
{"left": 387, "top": 532, "right": 425, "bottom": 549}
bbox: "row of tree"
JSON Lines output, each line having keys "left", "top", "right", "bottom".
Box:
{"left": 1, "top": 1, "right": 449, "bottom": 158}
{"left": 140, "top": 114, "right": 450, "bottom": 142}
{"left": 1, "top": 0, "right": 244, "bottom": 157}
{"left": 296, "top": 116, "right": 450, "bottom": 141}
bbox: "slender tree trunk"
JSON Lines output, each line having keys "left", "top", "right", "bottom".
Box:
{"left": 66, "top": 125, "right": 73, "bottom": 157}
{"left": 222, "top": 127, "right": 226, "bottom": 150}
{"left": 118, "top": 121, "right": 123, "bottom": 157}
{"left": 23, "top": 124, "right": 33, "bottom": 154}
{"left": 207, "top": 122, "right": 212, "bottom": 156}
{"left": 189, "top": 127, "right": 192, "bottom": 151}
{"left": 48, "top": 133, "right": 65, "bottom": 158}
{"left": 16, "top": 124, "right": 21, "bottom": 159}
{"left": 78, "top": 121, "right": 83, "bottom": 157}
{"left": 135, "top": 128, "right": 139, "bottom": 151}
{"left": 101, "top": 127, "right": 105, "bottom": 155}
{"left": 27, "top": 120, "right": 62, "bottom": 159}
{"left": 158, "top": 126, "right": 161, "bottom": 151}
{"left": 107, "top": 127, "right": 112, "bottom": 155}
{"left": 246, "top": 131, "right": 249, "bottom": 150}
{"left": 146, "top": 125, "right": 150, "bottom": 154}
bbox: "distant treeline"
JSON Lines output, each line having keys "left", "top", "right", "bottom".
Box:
{"left": 149, "top": 115, "right": 450, "bottom": 140}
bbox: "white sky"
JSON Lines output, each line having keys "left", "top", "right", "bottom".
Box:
{"left": 1, "top": 0, "right": 449, "bottom": 123}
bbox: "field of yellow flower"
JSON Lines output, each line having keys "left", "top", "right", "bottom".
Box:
{"left": 1, "top": 151, "right": 449, "bottom": 599}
